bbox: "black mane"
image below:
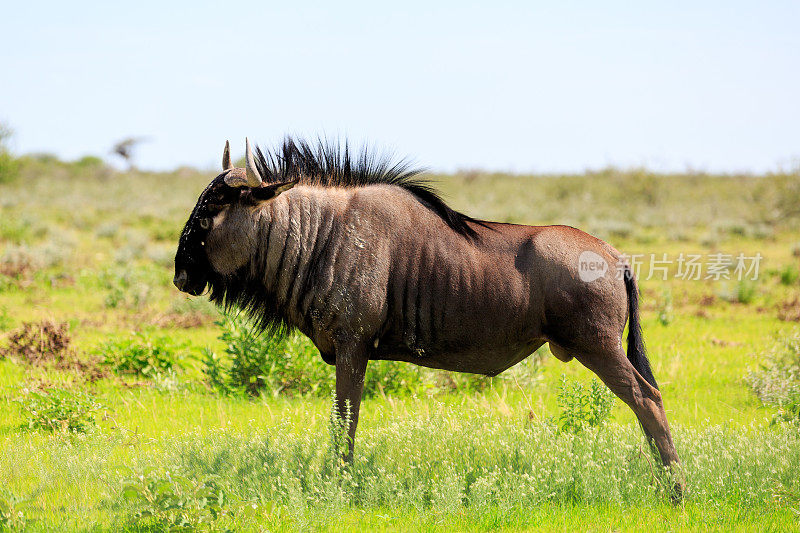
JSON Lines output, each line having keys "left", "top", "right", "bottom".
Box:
{"left": 252, "top": 137, "right": 483, "bottom": 239}
{"left": 209, "top": 266, "right": 290, "bottom": 336}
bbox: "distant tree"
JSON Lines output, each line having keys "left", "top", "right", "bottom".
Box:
{"left": 111, "top": 137, "right": 148, "bottom": 170}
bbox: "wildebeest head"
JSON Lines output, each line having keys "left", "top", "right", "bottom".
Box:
{"left": 173, "top": 139, "right": 297, "bottom": 295}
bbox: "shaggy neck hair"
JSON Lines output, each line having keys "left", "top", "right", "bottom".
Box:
{"left": 206, "top": 137, "right": 486, "bottom": 335}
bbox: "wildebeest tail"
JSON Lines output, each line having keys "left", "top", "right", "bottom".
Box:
{"left": 623, "top": 265, "right": 659, "bottom": 390}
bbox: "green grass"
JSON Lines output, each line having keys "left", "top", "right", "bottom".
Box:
{"left": 1, "top": 407, "right": 799, "bottom": 531}
{"left": 1, "top": 156, "right": 799, "bottom": 530}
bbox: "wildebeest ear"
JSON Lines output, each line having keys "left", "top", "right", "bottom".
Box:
{"left": 250, "top": 179, "right": 299, "bottom": 201}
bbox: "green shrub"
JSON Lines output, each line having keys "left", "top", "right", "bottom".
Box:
{"left": 657, "top": 288, "right": 674, "bottom": 326}
{"left": 120, "top": 469, "right": 228, "bottom": 531}
{"left": 205, "top": 314, "right": 336, "bottom": 397}
{"left": 779, "top": 264, "right": 799, "bottom": 286}
{"left": 98, "top": 332, "right": 185, "bottom": 378}
{"left": 719, "top": 280, "right": 758, "bottom": 304}
{"left": 201, "top": 348, "right": 233, "bottom": 394}
{"left": 204, "top": 314, "right": 425, "bottom": 398}
{"left": 213, "top": 315, "right": 330, "bottom": 397}
{"left": 0, "top": 243, "right": 70, "bottom": 282}
{"left": 734, "top": 280, "right": 758, "bottom": 304}
{"left": 16, "top": 388, "right": 103, "bottom": 433}
{"left": 0, "top": 151, "right": 18, "bottom": 184}
{"left": 555, "top": 376, "right": 615, "bottom": 433}
{"left": 747, "top": 329, "right": 800, "bottom": 423}
{"left": 365, "top": 360, "right": 427, "bottom": 397}
{"left": 99, "top": 267, "right": 157, "bottom": 309}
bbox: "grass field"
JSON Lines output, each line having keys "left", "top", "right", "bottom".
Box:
{"left": 1, "top": 154, "right": 799, "bottom": 531}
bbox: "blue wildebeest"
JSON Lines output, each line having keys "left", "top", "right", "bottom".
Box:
{"left": 174, "top": 138, "right": 683, "bottom": 498}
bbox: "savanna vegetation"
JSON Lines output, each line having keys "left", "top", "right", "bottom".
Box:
{"left": 1, "top": 131, "right": 799, "bottom": 531}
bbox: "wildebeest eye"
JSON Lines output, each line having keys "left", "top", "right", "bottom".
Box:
{"left": 199, "top": 217, "right": 212, "bottom": 230}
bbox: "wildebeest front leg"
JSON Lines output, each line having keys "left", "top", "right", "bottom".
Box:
{"left": 334, "top": 342, "right": 369, "bottom": 463}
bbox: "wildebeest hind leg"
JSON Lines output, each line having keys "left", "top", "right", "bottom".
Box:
{"left": 575, "top": 347, "right": 684, "bottom": 500}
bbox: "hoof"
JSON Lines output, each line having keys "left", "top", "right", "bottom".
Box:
{"left": 670, "top": 481, "right": 684, "bottom": 504}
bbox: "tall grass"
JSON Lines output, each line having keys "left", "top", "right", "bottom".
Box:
{"left": 2, "top": 413, "right": 798, "bottom": 531}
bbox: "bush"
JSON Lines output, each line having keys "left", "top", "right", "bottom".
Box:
{"left": 120, "top": 469, "right": 228, "bottom": 531}
{"left": 0, "top": 320, "right": 72, "bottom": 364}
{"left": 719, "top": 280, "right": 757, "bottom": 304}
{"left": 747, "top": 329, "right": 800, "bottom": 423}
{"left": 98, "top": 332, "right": 185, "bottom": 378}
{"left": 215, "top": 315, "right": 330, "bottom": 396}
{"left": 204, "top": 314, "right": 427, "bottom": 398}
{"left": 735, "top": 281, "right": 758, "bottom": 304}
{"left": 779, "top": 264, "right": 799, "bottom": 286}
{"left": 99, "top": 266, "right": 158, "bottom": 309}
{"left": 657, "top": 288, "right": 674, "bottom": 326}
{"left": 204, "top": 314, "right": 334, "bottom": 397}
{"left": 0, "top": 243, "right": 69, "bottom": 281}
{"left": 16, "top": 387, "right": 103, "bottom": 433}
{"left": 201, "top": 348, "right": 232, "bottom": 394}
{"left": 555, "top": 376, "right": 615, "bottom": 433}
{"left": 0, "top": 320, "right": 106, "bottom": 381}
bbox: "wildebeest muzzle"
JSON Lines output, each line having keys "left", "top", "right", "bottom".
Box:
{"left": 173, "top": 269, "right": 206, "bottom": 296}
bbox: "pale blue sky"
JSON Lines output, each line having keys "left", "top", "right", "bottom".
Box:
{"left": 1, "top": 1, "right": 798, "bottom": 173}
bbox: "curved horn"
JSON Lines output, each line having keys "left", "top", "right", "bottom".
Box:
{"left": 222, "top": 140, "right": 233, "bottom": 170}
{"left": 245, "top": 138, "right": 263, "bottom": 187}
